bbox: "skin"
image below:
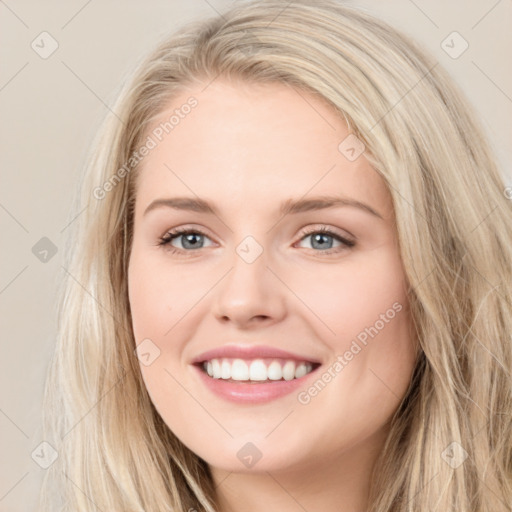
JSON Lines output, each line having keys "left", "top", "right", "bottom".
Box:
{"left": 128, "top": 78, "right": 418, "bottom": 512}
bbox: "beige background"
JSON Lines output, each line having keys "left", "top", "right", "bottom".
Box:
{"left": 1, "top": 1, "right": 510, "bottom": 510}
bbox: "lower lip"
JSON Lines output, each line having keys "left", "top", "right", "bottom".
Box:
{"left": 192, "top": 364, "right": 320, "bottom": 404}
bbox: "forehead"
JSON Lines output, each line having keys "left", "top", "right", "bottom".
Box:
{"left": 134, "top": 79, "right": 391, "bottom": 216}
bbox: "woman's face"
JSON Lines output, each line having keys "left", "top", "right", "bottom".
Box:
{"left": 128, "top": 79, "right": 417, "bottom": 475}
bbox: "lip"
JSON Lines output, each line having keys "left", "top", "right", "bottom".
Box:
{"left": 191, "top": 362, "right": 321, "bottom": 404}
{"left": 190, "top": 344, "right": 322, "bottom": 365}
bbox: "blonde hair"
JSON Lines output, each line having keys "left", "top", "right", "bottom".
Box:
{"left": 39, "top": 0, "right": 512, "bottom": 510}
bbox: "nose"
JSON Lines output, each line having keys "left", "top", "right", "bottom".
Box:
{"left": 210, "top": 243, "right": 287, "bottom": 329}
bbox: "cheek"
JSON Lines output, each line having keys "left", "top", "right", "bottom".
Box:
{"left": 128, "top": 252, "right": 189, "bottom": 413}
{"left": 290, "top": 248, "right": 409, "bottom": 344}
{"left": 128, "top": 257, "right": 164, "bottom": 342}
{"left": 292, "top": 258, "right": 414, "bottom": 451}
{"left": 128, "top": 248, "right": 192, "bottom": 342}
{"left": 294, "top": 248, "right": 415, "bottom": 407}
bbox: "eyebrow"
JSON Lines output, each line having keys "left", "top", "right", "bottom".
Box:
{"left": 143, "top": 195, "right": 384, "bottom": 219}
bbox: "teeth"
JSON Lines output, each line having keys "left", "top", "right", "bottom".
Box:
{"left": 267, "top": 361, "right": 283, "bottom": 380}
{"left": 212, "top": 359, "right": 221, "bottom": 378}
{"left": 295, "top": 363, "right": 308, "bottom": 378}
{"left": 203, "top": 358, "right": 314, "bottom": 382}
{"left": 231, "top": 359, "right": 249, "bottom": 380}
{"left": 249, "top": 360, "right": 268, "bottom": 381}
{"left": 221, "top": 360, "right": 231, "bottom": 379}
{"left": 282, "top": 361, "right": 295, "bottom": 381}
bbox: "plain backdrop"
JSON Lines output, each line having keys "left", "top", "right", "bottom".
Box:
{"left": 1, "top": 1, "right": 511, "bottom": 510}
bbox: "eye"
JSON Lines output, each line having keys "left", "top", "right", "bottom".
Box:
{"left": 157, "top": 225, "right": 355, "bottom": 256}
{"left": 158, "top": 227, "right": 214, "bottom": 254}
{"left": 295, "top": 225, "right": 355, "bottom": 255}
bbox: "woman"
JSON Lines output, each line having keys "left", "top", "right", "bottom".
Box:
{"left": 39, "top": 0, "right": 512, "bottom": 510}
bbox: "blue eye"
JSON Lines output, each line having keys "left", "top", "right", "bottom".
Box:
{"left": 158, "top": 228, "right": 213, "bottom": 252}
{"left": 297, "top": 226, "right": 355, "bottom": 253}
{"left": 158, "top": 225, "right": 355, "bottom": 256}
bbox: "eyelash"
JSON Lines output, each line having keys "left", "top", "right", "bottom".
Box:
{"left": 157, "top": 225, "right": 356, "bottom": 257}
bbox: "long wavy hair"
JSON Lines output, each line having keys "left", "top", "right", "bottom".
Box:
{"left": 39, "top": 0, "right": 512, "bottom": 510}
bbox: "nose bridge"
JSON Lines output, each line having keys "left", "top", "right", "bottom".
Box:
{"left": 225, "top": 233, "right": 270, "bottom": 297}
{"left": 235, "top": 234, "right": 266, "bottom": 266}
{"left": 211, "top": 232, "right": 286, "bottom": 325}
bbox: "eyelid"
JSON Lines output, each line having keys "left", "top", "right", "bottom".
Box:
{"left": 298, "top": 224, "right": 355, "bottom": 242}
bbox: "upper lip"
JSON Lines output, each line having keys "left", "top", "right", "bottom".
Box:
{"left": 191, "top": 344, "right": 322, "bottom": 365}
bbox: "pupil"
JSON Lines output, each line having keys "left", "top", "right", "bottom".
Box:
{"left": 184, "top": 233, "right": 201, "bottom": 248}
{"left": 313, "top": 233, "right": 332, "bottom": 249}
{"left": 182, "top": 233, "right": 202, "bottom": 249}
